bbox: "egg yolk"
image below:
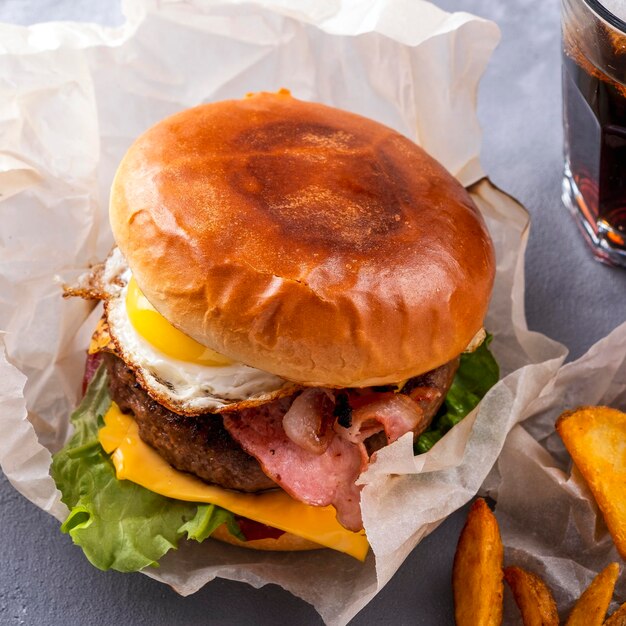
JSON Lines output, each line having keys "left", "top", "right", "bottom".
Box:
{"left": 125, "top": 276, "right": 232, "bottom": 367}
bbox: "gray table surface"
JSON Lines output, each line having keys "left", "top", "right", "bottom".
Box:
{"left": 1, "top": 1, "right": 625, "bottom": 624}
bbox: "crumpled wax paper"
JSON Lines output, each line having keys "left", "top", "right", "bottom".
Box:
{"left": 484, "top": 320, "right": 626, "bottom": 623}
{"left": 1, "top": 0, "right": 618, "bottom": 623}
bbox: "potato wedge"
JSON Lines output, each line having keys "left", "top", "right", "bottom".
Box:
{"left": 452, "top": 498, "right": 503, "bottom": 626}
{"left": 565, "top": 562, "right": 620, "bottom": 626}
{"left": 504, "top": 566, "right": 559, "bottom": 626}
{"left": 605, "top": 602, "right": 626, "bottom": 626}
{"left": 556, "top": 406, "right": 626, "bottom": 560}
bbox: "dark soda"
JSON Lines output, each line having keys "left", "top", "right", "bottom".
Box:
{"left": 562, "top": 8, "right": 626, "bottom": 266}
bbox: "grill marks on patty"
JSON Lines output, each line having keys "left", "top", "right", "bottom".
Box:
{"left": 104, "top": 353, "right": 276, "bottom": 492}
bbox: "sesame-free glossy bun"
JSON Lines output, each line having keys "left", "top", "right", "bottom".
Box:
{"left": 110, "top": 91, "right": 495, "bottom": 387}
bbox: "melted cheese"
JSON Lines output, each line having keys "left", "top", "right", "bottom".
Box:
{"left": 99, "top": 403, "right": 369, "bottom": 561}
{"left": 88, "top": 318, "right": 115, "bottom": 355}
{"left": 125, "top": 276, "right": 232, "bottom": 367}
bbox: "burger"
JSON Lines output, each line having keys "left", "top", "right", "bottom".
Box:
{"left": 53, "top": 90, "right": 497, "bottom": 571}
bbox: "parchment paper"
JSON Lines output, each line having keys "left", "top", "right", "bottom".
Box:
{"left": 485, "top": 320, "right": 626, "bottom": 622}
{"left": 1, "top": 0, "right": 621, "bottom": 624}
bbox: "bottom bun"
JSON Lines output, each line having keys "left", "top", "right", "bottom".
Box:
{"left": 212, "top": 523, "right": 324, "bottom": 552}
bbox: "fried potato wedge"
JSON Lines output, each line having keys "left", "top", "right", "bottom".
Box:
{"left": 605, "top": 602, "right": 626, "bottom": 626}
{"left": 453, "top": 498, "right": 503, "bottom": 626}
{"left": 556, "top": 406, "right": 626, "bottom": 560}
{"left": 504, "top": 566, "right": 559, "bottom": 626}
{"left": 565, "top": 562, "right": 620, "bottom": 626}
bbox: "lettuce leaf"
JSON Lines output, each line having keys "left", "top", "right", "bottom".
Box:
{"left": 51, "top": 338, "right": 498, "bottom": 570}
{"left": 180, "top": 504, "right": 243, "bottom": 543}
{"left": 51, "top": 366, "right": 242, "bottom": 572}
{"left": 415, "top": 334, "right": 499, "bottom": 454}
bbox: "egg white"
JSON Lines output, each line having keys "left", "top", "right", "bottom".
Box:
{"left": 101, "top": 248, "right": 296, "bottom": 415}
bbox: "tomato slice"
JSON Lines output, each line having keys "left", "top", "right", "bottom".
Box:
{"left": 235, "top": 515, "right": 285, "bottom": 541}
{"left": 82, "top": 352, "right": 104, "bottom": 395}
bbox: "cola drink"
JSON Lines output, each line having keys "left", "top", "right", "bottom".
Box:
{"left": 562, "top": 0, "right": 626, "bottom": 267}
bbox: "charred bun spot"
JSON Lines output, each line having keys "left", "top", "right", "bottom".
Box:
{"left": 232, "top": 154, "right": 406, "bottom": 252}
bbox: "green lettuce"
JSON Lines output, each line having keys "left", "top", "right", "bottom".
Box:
{"left": 51, "top": 338, "right": 498, "bottom": 571}
{"left": 415, "top": 334, "right": 499, "bottom": 454}
{"left": 51, "top": 366, "right": 242, "bottom": 572}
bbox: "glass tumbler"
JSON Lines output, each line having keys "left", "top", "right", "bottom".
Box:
{"left": 562, "top": 0, "right": 626, "bottom": 267}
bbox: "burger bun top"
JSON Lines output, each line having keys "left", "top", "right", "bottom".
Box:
{"left": 110, "top": 91, "right": 495, "bottom": 387}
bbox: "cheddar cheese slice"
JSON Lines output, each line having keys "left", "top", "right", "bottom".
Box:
{"left": 99, "top": 402, "right": 369, "bottom": 561}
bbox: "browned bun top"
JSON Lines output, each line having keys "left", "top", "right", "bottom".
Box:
{"left": 110, "top": 90, "right": 495, "bottom": 387}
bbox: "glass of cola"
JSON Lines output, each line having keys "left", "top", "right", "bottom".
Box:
{"left": 562, "top": 0, "right": 626, "bottom": 267}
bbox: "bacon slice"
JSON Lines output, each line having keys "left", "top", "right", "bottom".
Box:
{"left": 223, "top": 359, "right": 461, "bottom": 531}
{"left": 223, "top": 398, "right": 366, "bottom": 531}
{"left": 338, "top": 358, "right": 460, "bottom": 450}
{"left": 281, "top": 388, "right": 334, "bottom": 455}
{"left": 337, "top": 392, "right": 431, "bottom": 445}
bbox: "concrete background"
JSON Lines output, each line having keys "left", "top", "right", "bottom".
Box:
{"left": 1, "top": 0, "right": 625, "bottom": 624}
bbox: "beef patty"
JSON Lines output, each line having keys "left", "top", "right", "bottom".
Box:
{"left": 105, "top": 353, "right": 276, "bottom": 492}
{"left": 104, "top": 352, "right": 459, "bottom": 492}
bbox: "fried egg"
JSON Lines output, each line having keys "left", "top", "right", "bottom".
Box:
{"left": 98, "top": 248, "right": 298, "bottom": 415}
